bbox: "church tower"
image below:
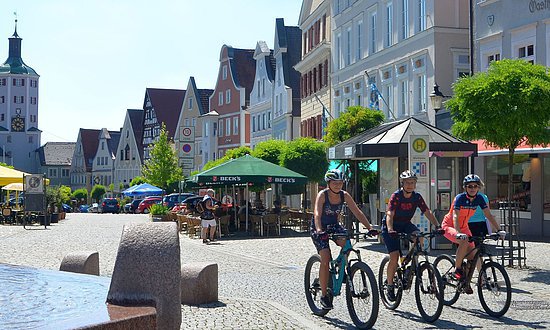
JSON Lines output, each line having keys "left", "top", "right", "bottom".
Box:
{"left": 0, "top": 17, "right": 40, "bottom": 171}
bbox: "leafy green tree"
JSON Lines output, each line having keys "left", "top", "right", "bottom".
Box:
{"left": 324, "top": 105, "right": 385, "bottom": 147}
{"left": 108, "top": 183, "right": 114, "bottom": 194}
{"left": 91, "top": 185, "right": 106, "bottom": 202}
{"left": 71, "top": 188, "right": 88, "bottom": 203}
{"left": 142, "top": 124, "right": 183, "bottom": 190}
{"left": 59, "top": 185, "right": 72, "bottom": 204}
{"left": 129, "top": 176, "right": 146, "bottom": 187}
{"left": 45, "top": 186, "right": 62, "bottom": 213}
{"left": 447, "top": 59, "right": 550, "bottom": 206}
{"left": 281, "top": 137, "right": 328, "bottom": 183}
{"left": 202, "top": 146, "right": 252, "bottom": 171}
{"left": 251, "top": 139, "right": 287, "bottom": 165}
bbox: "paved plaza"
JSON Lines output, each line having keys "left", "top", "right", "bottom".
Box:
{"left": 0, "top": 213, "right": 548, "bottom": 329}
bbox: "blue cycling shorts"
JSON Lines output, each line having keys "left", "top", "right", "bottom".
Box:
{"left": 381, "top": 218, "right": 419, "bottom": 253}
{"left": 310, "top": 221, "right": 347, "bottom": 252}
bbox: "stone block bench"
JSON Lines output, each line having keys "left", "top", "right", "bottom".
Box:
{"left": 181, "top": 262, "right": 218, "bottom": 305}
{"left": 59, "top": 251, "right": 100, "bottom": 276}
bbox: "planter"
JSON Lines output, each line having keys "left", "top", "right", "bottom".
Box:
{"left": 38, "top": 215, "right": 51, "bottom": 226}
{"left": 150, "top": 214, "right": 170, "bottom": 222}
{"left": 50, "top": 213, "right": 59, "bottom": 223}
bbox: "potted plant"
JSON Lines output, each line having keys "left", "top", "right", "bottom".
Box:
{"left": 149, "top": 204, "right": 170, "bottom": 222}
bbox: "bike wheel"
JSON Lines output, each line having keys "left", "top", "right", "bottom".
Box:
{"left": 378, "top": 255, "right": 403, "bottom": 310}
{"left": 415, "top": 263, "right": 444, "bottom": 323}
{"left": 477, "top": 261, "right": 511, "bottom": 317}
{"left": 346, "top": 262, "right": 379, "bottom": 329}
{"left": 304, "top": 254, "right": 330, "bottom": 316}
{"left": 434, "top": 254, "right": 461, "bottom": 306}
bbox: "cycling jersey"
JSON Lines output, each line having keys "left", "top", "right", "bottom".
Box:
{"left": 442, "top": 193, "right": 488, "bottom": 245}
{"left": 468, "top": 193, "right": 489, "bottom": 223}
{"left": 319, "top": 189, "right": 344, "bottom": 227}
{"left": 386, "top": 189, "right": 429, "bottom": 223}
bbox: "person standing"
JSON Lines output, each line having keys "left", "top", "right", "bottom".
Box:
{"left": 311, "top": 169, "right": 375, "bottom": 310}
{"left": 201, "top": 189, "right": 218, "bottom": 244}
{"left": 381, "top": 170, "right": 440, "bottom": 302}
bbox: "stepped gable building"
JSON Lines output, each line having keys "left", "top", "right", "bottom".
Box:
{"left": 0, "top": 19, "right": 40, "bottom": 171}
{"left": 248, "top": 40, "right": 276, "bottom": 149}
{"left": 295, "top": 0, "right": 331, "bottom": 140}
{"left": 272, "top": 18, "right": 302, "bottom": 142}
{"left": 210, "top": 45, "right": 256, "bottom": 158}
{"left": 176, "top": 77, "right": 213, "bottom": 175}
{"left": 36, "top": 142, "right": 75, "bottom": 186}
{"left": 114, "top": 109, "right": 144, "bottom": 191}
{"left": 71, "top": 128, "right": 101, "bottom": 191}
{"left": 142, "top": 88, "right": 186, "bottom": 160}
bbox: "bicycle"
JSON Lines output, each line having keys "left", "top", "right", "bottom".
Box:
{"left": 433, "top": 233, "right": 512, "bottom": 317}
{"left": 304, "top": 231, "right": 380, "bottom": 329}
{"left": 378, "top": 231, "right": 444, "bottom": 323}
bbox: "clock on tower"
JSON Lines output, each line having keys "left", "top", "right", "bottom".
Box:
{"left": 11, "top": 115, "right": 25, "bottom": 132}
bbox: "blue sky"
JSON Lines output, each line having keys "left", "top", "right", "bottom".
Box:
{"left": 1, "top": 1, "right": 302, "bottom": 143}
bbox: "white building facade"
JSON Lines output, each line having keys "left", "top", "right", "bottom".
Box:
{"left": 0, "top": 23, "right": 41, "bottom": 172}
{"left": 249, "top": 41, "right": 275, "bottom": 149}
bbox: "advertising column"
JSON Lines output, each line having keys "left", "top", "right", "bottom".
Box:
{"left": 409, "top": 135, "right": 430, "bottom": 249}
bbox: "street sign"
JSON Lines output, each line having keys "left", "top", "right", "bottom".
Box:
{"left": 180, "top": 158, "right": 194, "bottom": 168}
{"left": 179, "top": 126, "right": 195, "bottom": 142}
{"left": 178, "top": 142, "right": 195, "bottom": 158}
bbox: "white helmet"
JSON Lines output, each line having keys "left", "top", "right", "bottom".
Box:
{"left": 325, "top": 169, "right": 345, "bottom": 182}
{"left": 399, "top": 170, "right": 418, "bottom": 184}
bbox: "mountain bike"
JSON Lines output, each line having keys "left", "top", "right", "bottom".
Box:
{"left": 305, "top": 231, "right": 379, "bottom": 329}
{"left": 433, "top": 233, "right": 512, "bottom": 317}
{"left": 378, "top": 231, "right": 444, "bottom": 323}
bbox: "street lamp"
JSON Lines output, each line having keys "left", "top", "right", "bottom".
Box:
{"left": 429, "top": 83, "right": 449, "bottom": 112}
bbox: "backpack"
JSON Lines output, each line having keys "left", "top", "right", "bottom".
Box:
{"left": 195, "top": 200, "right": 206, "bottom": 214}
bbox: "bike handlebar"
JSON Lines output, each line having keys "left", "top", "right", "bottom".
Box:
{"left": 391, "top": 231, "right": 442, "bottom": 240}
{"left": 468, "top": 233, "right": 502, "bottom": 243}
{"left": 318, "top": 229, "right": 380, "bottom": 240}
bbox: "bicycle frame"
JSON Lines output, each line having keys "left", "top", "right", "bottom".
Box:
{"left": 458, "top": 236, "right": 496, "bottom": 286}
{"left": 329, "top": 235, "right": 362, "bottom": 296}
{"left": 397, "top": 233, "right": 432, "bottom": 286}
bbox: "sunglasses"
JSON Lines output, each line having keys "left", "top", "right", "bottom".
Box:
{"left": 466, "top": 184, "right": 479, "bottom": 189}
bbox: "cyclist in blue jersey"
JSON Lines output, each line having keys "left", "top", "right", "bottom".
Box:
{"left": 381, "top": 170, "right": 440, "bottom": 302}
{"left": 311, "top": 169, "right": 375, "bottom": 310}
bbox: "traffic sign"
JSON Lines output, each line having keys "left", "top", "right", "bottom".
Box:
{"left": 178, "top": 142, "right": 195, "bottom": 158}
{"left": 179, "top": 126, "right": 195, "bottom": 142}
{"left": 180, "top": 158, "right": 194, "bottom": 168}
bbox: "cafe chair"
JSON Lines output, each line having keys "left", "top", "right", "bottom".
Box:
{"left": 262, "top": 213, "right": 280, "bottom": 237}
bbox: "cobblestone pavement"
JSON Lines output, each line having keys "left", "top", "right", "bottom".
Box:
{"left": 1, "top": 214, "right": 549, "bottom": 329}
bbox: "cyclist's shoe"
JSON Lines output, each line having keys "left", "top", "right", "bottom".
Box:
{"left": 453, "top": 268, "right": 465, "bottom": 281}
{"left": 320, "top": 295, "right": 333, "bottom": 310}
{"left": 464, "top": 283, "right": 474, "bottom": 294}
{"left": 386, "top": 284, "right": 396, "bottom": 302}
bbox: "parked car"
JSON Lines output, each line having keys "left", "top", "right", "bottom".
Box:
{"left": 79, "top": 204, "right": 89, "bottom": 213}
{"left": 8, "top": 196, "right": 24, "bottom": 207}
{"left": 181, "top": 195, "right": 218, "bottom": 213}
{"left": 163, "top": 193, "right": 194, "bottom": 209}
{"left": 123, "top": 198, "right": 144, "bottom": 213}
{"left": 88, "top": 203, "right": 99, "bottom": 213}
{"left": 136, "top": 196, "right": 162, "bottom": 214}
{"left": 101, "top": 198, "right": 120, "bottom": 214}
{"left": 62, "top": 203, "right": 72, "bottom": 212}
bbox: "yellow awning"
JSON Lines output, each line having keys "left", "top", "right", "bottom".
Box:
{"left": 2, "top": 182, "right": 23, "bottom": 191}
{"left": 0, "top": 166, "right": 29, "bottom": 186}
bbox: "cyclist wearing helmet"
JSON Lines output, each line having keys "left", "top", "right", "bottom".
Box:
{"left": 442, "top": 174, "right": 502, "bottom": 292}
{"left": 381, "top": 169, "right": 440, "bottom": 302}
{"left": 311, "top": 168, "right": 375, "bottom": 310}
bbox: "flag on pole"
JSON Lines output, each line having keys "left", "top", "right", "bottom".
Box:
{"left": 369, "top": 81, "right": 380, "bottom": 110}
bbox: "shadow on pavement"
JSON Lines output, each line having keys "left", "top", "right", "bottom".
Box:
{"left": 521, "top": 269, "right": 550, "bottom": 285}
{"left": 447, "top": 305, "right": 549, "bottom": 329}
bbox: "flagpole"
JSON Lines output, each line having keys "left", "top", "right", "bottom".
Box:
{"left": 364, "top": 71, "right": 397, "bottom": 120}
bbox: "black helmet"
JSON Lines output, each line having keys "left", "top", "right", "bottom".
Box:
{"left": 399, "top": 170, "right": 418, "bottom": 183}
{"left": 325, "top": 169, "right": 345, "bottom": 182}
{"left": 463, "top": 174, "right": 483, "bottom": 187}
